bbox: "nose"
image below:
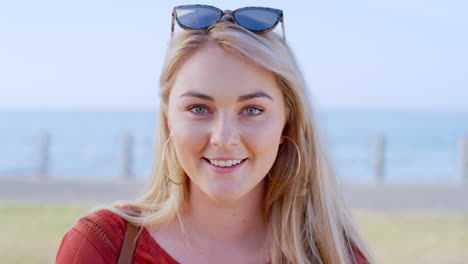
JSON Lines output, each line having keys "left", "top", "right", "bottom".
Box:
{"left": 210, "top": 112, "right": 240, "bottom": 149}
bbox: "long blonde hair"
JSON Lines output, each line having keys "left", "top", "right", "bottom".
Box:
{"left": 103, "top": 15, "right": 374, "bottom": 264}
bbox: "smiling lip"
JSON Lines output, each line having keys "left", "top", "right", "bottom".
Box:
{"left": 203, "top": 157, "right": 247, "bottom": 173}
{"left": 205, "top": 157, "right": 245, "bottom": 160}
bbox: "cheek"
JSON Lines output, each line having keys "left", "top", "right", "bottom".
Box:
{"left": 169, "top": 106, "right": 207, "bottom": 143}
{"left": 172, "top": 119, "right": 210, "bottom": 164}
{"left": 241, "top": 117, "right": 284, "bottom": 169}
{"left": 246, "top": 112, "right": 284, "bottom": 139}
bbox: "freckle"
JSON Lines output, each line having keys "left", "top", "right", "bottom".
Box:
{"left": 242, "top": 219, "right": 246, "bottom": 223}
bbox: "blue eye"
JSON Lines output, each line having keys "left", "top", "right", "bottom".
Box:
{"left": 188, "top": 105, "right": 208, "bottom": 114}
{"left": 187, "top": 105, "right": 263, "bottom": 116}
{"left": 243, "top": 106, "right": 263, "bottom": 116}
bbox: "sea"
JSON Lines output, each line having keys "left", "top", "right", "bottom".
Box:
{"left": 0, "top": 110, "right": 467, "bottom": 183}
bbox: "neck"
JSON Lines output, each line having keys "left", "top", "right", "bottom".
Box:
{"left": 181, "top": 179, "right": 268, "bottom": 247}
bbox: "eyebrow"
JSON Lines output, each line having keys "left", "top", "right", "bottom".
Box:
{"left": 179, "top": 91, "right": 273, "bottom": 102}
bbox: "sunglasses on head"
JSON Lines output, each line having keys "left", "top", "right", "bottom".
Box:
{"left": 171, "top": 4, "right": 286, "bottom": 41}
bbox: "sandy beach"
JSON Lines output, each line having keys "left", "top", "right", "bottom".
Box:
{"left": 0, "top": 178, "right": 467, "bottom": 211}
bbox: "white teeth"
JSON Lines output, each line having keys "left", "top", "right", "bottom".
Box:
{"left": 207, "top": 159, "right": 243, "bottom": 167}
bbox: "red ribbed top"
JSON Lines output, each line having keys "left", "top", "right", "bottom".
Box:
{"left": 56, "top": 209, "right": 369, "bottom": 264}
{"left": 56, "top": 209, "right": 180, "bottom": 264}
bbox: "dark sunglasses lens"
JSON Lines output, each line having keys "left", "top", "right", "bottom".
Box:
{"left": 233, "top": 8, "right": 280, "bottom": 32}
{"left": 175, "top": 5, "right": 222, "bottom": 29}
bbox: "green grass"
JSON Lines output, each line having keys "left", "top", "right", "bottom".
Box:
{"left": 1, "top": 203, "right": 467, "bottom": 264}
{"left": 1, "top": 203, "right": 90, "bottom": 264}
{"left": 355, "top": 211, "right": 468, "bottom": 264}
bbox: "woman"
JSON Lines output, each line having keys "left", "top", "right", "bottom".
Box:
{"left": 57, "top": 5, "right": 374, "bottom": 264}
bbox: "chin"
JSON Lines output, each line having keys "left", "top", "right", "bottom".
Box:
{"left": 190, "top": 173, "right": 262, "bottom": 204}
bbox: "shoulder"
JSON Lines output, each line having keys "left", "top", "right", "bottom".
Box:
{"left": 56, "top": 209, "right": 128, "bottom": 264}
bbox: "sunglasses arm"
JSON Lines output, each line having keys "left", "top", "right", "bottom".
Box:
{"left": 171, "top": 11, "right": 175, "bottom": 38}
{"left": 280, "top": 16, "right": 286, "bottom": 41}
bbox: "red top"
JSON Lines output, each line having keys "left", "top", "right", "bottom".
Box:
{"left": 56, "top": 209, "right": 368, "bottom": 264}
{"left": 56, "top": 209, "right": 180, "bottom": 264}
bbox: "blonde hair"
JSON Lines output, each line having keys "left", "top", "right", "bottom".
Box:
{"left": 102, "top": 16, "right": 375, "bottom": 264}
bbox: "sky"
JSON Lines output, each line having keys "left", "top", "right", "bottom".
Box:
{"left": 0, "top": 0, "right": 467, "bottom": 112}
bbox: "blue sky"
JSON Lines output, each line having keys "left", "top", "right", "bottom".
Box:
{"left": 0, "top": 0, "right": 467, "bottom": 111}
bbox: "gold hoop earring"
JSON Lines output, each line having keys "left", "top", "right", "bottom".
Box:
{"left": 268, "top": 136, "right": 301, "bottom": 187}
{"left": 162, "top": 136, "right": 187, "bottom": 185}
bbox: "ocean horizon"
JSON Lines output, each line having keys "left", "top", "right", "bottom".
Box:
{"left": 0, "top": 109, "right": 467, "bottom": 183}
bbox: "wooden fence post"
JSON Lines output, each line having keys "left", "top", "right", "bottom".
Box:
{"left": 459, "top": 136, "right": 468, "bottom": 185}
{"left": 122, "top": 133, "right": 133, "bottom": 180}
{"left": 372, "top": 135, "right": 385, "bottom": 184}
{"left": 38, "top": 133, "right": 50, "bottom": 179}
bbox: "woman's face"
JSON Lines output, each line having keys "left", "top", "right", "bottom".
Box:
{"left": 166, "top": 44, "right": 286, "bottom": 202}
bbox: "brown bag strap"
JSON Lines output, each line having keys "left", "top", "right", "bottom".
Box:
{"left": 117, "top": 220, "right": 140, "bottom": 264}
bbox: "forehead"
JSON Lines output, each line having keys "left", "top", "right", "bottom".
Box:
{"left": 170, "top": 44, "right": 282, "bottom": 101}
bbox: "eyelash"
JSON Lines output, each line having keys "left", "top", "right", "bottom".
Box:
{"left": 187, "top": 104, "right": 264, "bottom": 116}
